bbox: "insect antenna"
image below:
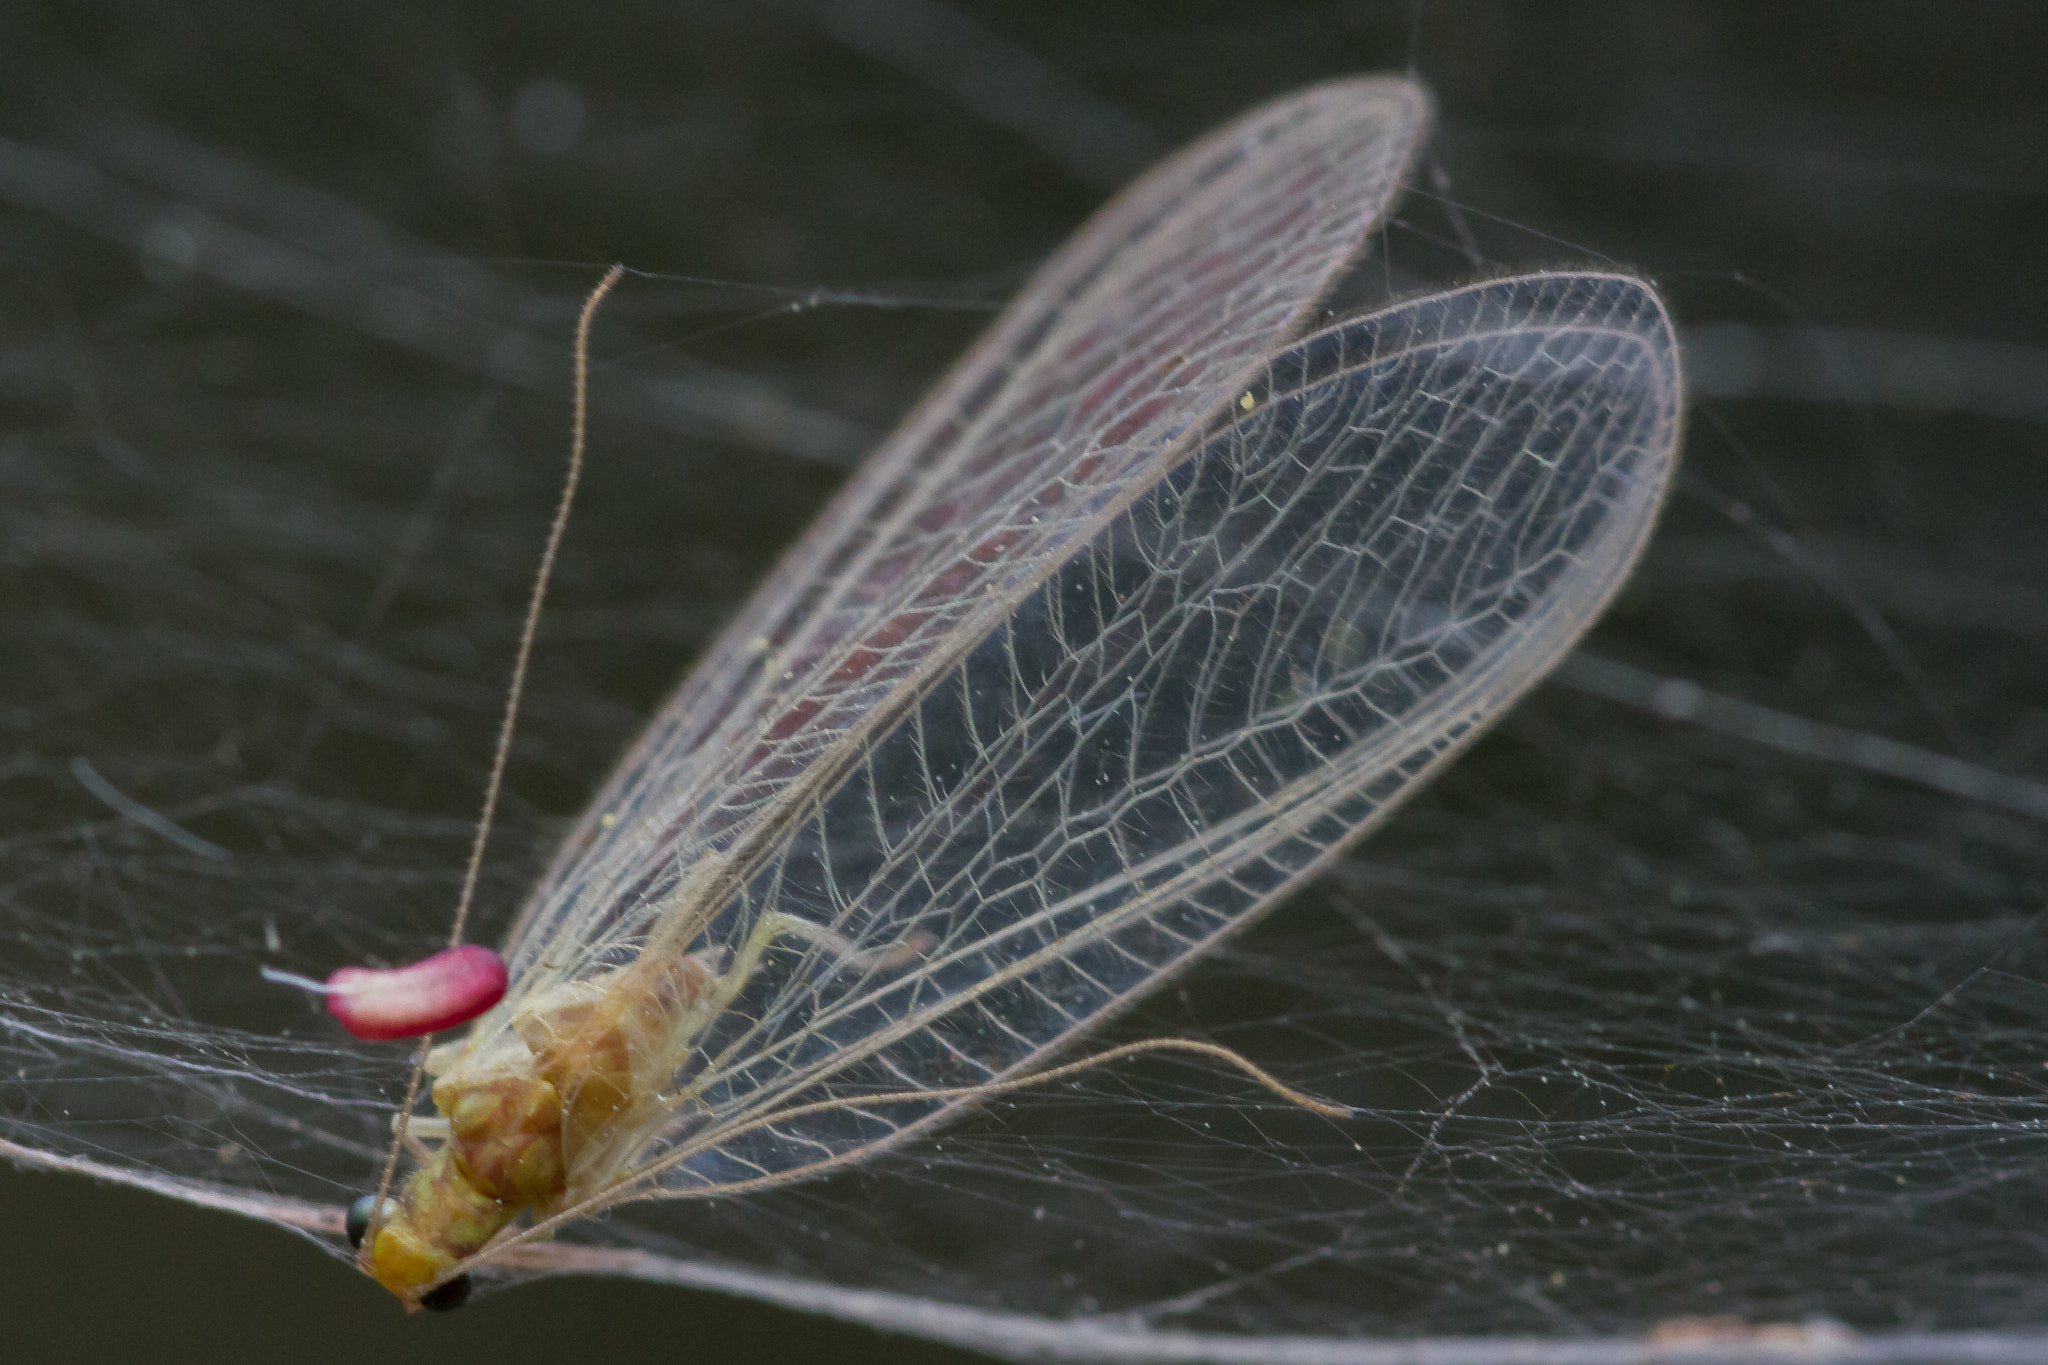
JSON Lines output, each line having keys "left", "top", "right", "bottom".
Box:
{"left": 418, "top": 1035, "right": 1353, "bottom": 1298}
{"left": 359, "top": 262, "right": 627, "bottom": 1287}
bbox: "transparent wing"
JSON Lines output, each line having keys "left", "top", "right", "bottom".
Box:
{"left": 631, "top": 271, "right": 1683, "bottom": 1194}
{"left": 505, "top": 77, "right": 1431, "bottom": 962}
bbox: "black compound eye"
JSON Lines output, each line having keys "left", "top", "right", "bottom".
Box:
{"left": 418, "top": 1274, "right": 472, "bottom": 1312}
{"left": 344, "top": 1193, "right": 383, "bottom": 1250}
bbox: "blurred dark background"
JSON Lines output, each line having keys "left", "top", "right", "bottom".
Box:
{"left": 2, "top": 2, "right": 2045, "bottom": 1361}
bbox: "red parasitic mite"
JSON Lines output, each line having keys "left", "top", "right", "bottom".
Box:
{"left": 263, "top": 944, "right": 509, "bottom": 1042}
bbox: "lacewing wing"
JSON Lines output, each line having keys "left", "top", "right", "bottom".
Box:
{"left": 505, "top": 76, "right": 1432, "bottom": 955}
{"left": 427, "top": 76, "right": 1682, "bottom": 1217}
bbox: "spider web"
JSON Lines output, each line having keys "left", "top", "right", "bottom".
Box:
{"left": 3, "top": 3, "right": 2048, "bottom": 1361}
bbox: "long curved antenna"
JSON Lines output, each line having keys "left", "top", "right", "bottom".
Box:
{"left": 360, "top": 263, "right": 625, "bottom": 1286}
{"left": 450, "top": 262, "right": 625, "bottom": 949}
{"left": 416, "top": 1034, "right": 1350, "bottom": 1299}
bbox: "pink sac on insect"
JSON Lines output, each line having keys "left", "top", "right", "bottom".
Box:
{"left": 322, "top": 945, "right": 508, "bottom": 1041}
